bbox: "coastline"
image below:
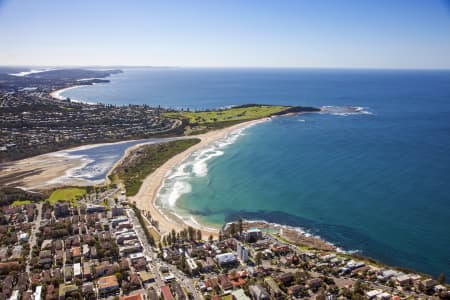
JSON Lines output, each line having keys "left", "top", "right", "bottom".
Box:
{"left": 1, "top": 105, "right": 371, "bottom": 244}
{"left": 128, "top": 118, "right": 271, "bottom": 239}
{"left": 50, "top": 85, "right": 97, "bottom": 105}
{"left": 50, "top": 86, "right": 83, "bottom": 101}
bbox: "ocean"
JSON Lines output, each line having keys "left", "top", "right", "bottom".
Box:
{"left": 62, "top": 68, "right": 450, "bottom": 277}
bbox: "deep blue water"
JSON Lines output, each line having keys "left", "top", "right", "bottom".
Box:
{"left": 63, "top": 68, "right": 450, "bottom": 277}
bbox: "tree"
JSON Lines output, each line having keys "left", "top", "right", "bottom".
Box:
{"left": 238, "top": 218, "right": 243, "bottom": 236}
{"left": 171, "top": 229, "right": 176, "bottom": 244}
{"left": 196, "top": 229, "right": 202, "bottom": 241}
{"left": 230, "top": 223, "right": 236, "bottom": 236}
{"left": 209, "top": 234, "right": 214, "bottom": 242}
{"left": 255, "top": 252, "right": 263, "bottom": 266}
{"left": 188, "top": 226, "right": 195, "bottom": 241}
{"left": 437, "top": 272, "right": 446, "bottom": 284}
{"left": 180, "top": 255, "right": 187, "bottom": 272}
{"left": 353, "top": 279, "right": 363, "bottom": 295}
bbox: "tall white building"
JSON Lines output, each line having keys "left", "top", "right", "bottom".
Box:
{"left": 237, "top": 242, "right": 248, "bottom": 262}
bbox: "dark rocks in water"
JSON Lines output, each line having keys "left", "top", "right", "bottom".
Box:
{"left": 267, "top": 106, "right": 321, "bottom": 116}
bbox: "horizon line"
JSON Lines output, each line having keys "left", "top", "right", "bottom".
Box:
{"left": 1, "top": 65, "right": 450, "bottom": 72}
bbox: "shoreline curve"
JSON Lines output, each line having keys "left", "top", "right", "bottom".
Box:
{"left": 128, "top": 118, "right": 270, "bottom": 239}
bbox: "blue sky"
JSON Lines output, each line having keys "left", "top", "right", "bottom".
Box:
{"left": 1, "top": 0, "right": 450, "bottom": 68}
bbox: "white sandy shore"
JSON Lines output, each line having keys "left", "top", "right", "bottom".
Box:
{"left": 50, "top": 86, "right": 98, "bottom": 105}
{"left": 0, "top": 152, "right": 87, "bottom": 190}
{"left": 128, "top": 118, "right": 270, "bottom": 238}
{"left": 50, "top": 86, "right": 81, "bottom": 100}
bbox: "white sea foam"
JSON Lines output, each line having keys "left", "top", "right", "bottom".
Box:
{"left": 165, "top": 181, "right": 192, "bottom": 207}
{"left": 321, "top": 105, "right": 373, "bottom": 116}
{"left": 156, "top": 120, "right": 262, "bottom": 210}
{"left": 192, "top": 149, "right": 224, "bottom": 177}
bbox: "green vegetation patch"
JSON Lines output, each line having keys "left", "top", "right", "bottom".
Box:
{"left": 0, "top": 187, "right": 47, "bottom": 207}
{"left": 47, "top": 187, "right": 87, "bottom": 206}
{"left": 113, "top": 139, "right": 200, "bottom": 196}
{"left": 163, "top": 105, "right": 291, "bottom": 125}
{"left": 130, "top": 204, "right": 156, "bottom": 245}
{"left": 11, "top": 200, "right": 32, "bottom": 206}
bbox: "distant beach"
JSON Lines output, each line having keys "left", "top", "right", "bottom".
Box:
{"left": 50, "top": 85, "right": 95, "bottom": 104}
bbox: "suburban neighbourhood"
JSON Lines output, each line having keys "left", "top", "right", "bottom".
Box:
{"left": 0, "top": 185, "right": 448, "bottom": 300}
{"left": 0, "top": 68, "right": 181, "bottom": 163}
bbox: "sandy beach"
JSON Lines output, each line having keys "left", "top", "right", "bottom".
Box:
{"left": 128, "top": 118, "right": 270, "bottom": 238}
{"left": 50, "top": 86, "right": 81, "bottom": 100}
{"left": 0, "top": 152, "right": 87, "bottom": 190}
{"left": 50, "top": 86, "right": 98, "bottom": 104}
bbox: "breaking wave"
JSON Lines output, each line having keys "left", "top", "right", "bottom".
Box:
{"left": 321, "top": 105, "right": 373, "bottom": 116}
{"left": 156, "top": 122, "right": 262, "bottom": 209}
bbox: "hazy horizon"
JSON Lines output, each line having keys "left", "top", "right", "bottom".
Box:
{"left": 3, "top": 65, "right": 450, "bottom": 71}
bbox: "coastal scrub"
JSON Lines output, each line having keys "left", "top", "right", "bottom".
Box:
{"left": 112, "top": 139, "right": 201, "bottom": 196}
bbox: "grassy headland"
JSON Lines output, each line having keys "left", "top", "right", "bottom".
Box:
{"left": 163, "top": 104, "right": 319, "bottom": 134}
{"left": 111, "top": 139, "right": 201, "bottom": 196}
{"left": 164, "top": 105, "right": 290, "bottom": 124}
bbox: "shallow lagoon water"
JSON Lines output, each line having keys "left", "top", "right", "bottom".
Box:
{"left": 54, "top": 137, "right": 178, "bottom": 184}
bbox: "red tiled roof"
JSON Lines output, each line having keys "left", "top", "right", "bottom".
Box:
{"left": 120, "top": 294, "right": 143, "bottom": 300}
{"left": 98, "top": 275, "right": 119, "bottom": 289}
{"left": 161, "top": 286, "right": 173, "bottom": 300}
{"left": 72, "top": 246, "right": 81, "bottom": 257}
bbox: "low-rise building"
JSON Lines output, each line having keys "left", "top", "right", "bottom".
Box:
{"left": 216, "top": 253, "right": 237, "bottom": 266}
{"left": 264, "top": 277, "right": 283, "bottom": 299}
{"left": 160, "top": 285, "right": 174, "bottom": 300}
{"left": 186, "top": 258, "right": 198, "bottom": 274}
{"left": 73, "top": 263, "right": 82, "bottom": 278}
{"left": 138, "top": 271, "right": 155, "bottom": 284}
{"left": 249, "top": 284, "right": 270, "bottom": 300}
{"left": 243, "top": 228, "right": 262, "bottom": 242}
{"left": 97, "top": 275, "right": 119, "bottom": 295}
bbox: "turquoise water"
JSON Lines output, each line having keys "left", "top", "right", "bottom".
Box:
{"left": 63, "top": 68, "right": 450, "bottom": 277}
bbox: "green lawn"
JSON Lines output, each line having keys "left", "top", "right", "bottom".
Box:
{"left": 47, "top": 187, "right": 87, "bottom": 206}
{"left": 11, "top": 200, "right": 32, "bottom": 206}
{"left": 163, "top": 105, "right": 291, "bottom": 125}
